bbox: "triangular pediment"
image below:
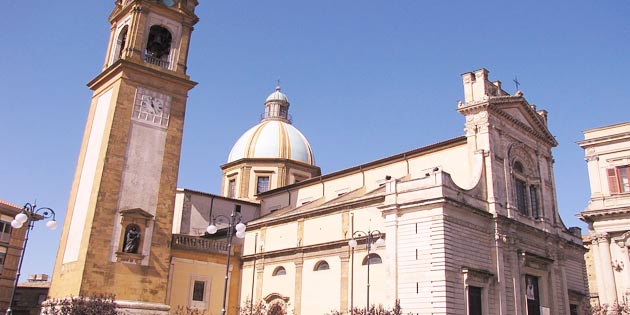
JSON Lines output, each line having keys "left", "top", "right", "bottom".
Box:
{"left": 501, "top": 106, "right": 533, "bottom": 128}
{"left": 490, "top": 99, "right": 557, "bottom": 146}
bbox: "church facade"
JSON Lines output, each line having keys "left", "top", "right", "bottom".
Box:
{"left": 236, "top": 69, "right": 588, "bottom": 315}
{"left": 44, "top": 1, "right": 589, "bottom": 315}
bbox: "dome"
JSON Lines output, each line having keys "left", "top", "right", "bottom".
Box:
{"left": 227, "top": 120, "right": 315, "bottom": 165}
{"left": 265, "top": 85, "right": 289, "bottom": 103}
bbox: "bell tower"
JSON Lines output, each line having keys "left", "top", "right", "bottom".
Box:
{"left": 47, "top": 1, "right": 198, "bottom": 314}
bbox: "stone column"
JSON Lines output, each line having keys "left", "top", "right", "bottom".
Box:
{"left": 615, "top": 239, "right": 630, "bottom": 302}
{"left": 590, "top": 238, "right": 607, "bottom": 304}
{"left": 597, "top": 234, "right": 618, "bottom": 305}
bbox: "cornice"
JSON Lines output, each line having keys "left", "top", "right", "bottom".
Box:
{"left": 87, "top": 59, "right": 197, "bottom": 92}
{"left": 579, "top": 207, "right": 630, "bottom": 221}
{"left": 247, "top": 194, "right": 385, "bottom": 229}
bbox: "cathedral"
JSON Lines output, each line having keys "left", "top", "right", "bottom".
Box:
{"left": 44, "top": 1, "right": 589, "bottom": 315}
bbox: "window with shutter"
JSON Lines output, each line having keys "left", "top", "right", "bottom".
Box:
{"left": 619, "top": 166, "right": 630, "bottom": 192}
{"left": 608, "top": 168, "right": 620, "bottom": 194}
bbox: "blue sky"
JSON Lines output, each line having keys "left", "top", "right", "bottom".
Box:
{"left": 1, "top": 1, "right": 628, "bottom": 281}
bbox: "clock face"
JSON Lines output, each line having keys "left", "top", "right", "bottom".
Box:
{"left": 162, "top": 0, "right": 176, "bottom": 7}
{"left": 134, "top": 88, "right": 172, "bottom": 127}
{"left": 140, "top": 96, "right": 165, "bottom": 115}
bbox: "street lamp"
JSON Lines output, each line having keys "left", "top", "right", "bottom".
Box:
{"left": 348, "top": 230, "right": 385, "bottom": 315}
{"left": 206, "top": 205, "right": 246, "bottom": 315}
{"left": 6, "top": 202, "right": 57, "bottom": 315}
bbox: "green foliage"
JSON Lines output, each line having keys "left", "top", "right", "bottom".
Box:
{"left": 41, "top": 295, "right": 120, "bottom": 315}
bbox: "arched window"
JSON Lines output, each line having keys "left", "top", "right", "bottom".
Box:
{"left": 361, "top": 253, "right": 382, "bottom": 265}
{"left": 314, "top": 260, "right": 330, "bottom": 271}
{"left": 512, "top": 158, "right": 540, "bottom": 218}
{"left": 116, "top": 26, "right": 128, "bottom": 59}
{"left": 272, "top": 266, "right": 286, "bottom": 276}
{"left": 144, "top": 25, "right": 172, "bottom": 67}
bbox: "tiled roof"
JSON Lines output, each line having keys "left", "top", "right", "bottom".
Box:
{"left": 0, "top": 199, "right": 22, "bottom": 210}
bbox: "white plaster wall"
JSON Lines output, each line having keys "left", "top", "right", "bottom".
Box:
{"left": 264, "top": 222, "right": 298, "bottom": 252}
{"left": 302, "top": 214, "right": 343, "bottom": 246}
{"left": 362, "top": 162, "right": 407, "bottom": 191}
{"left": 240, "top": 265, "right": 256, "bottom": 303}
{"left": 321, "top": 173, "right": 363, "bottom": 201}
{"left": 407, "top": 144, "right": 470, "bottom": 189}
{"left": 348, "top": 247, "right": 389, "bottom": 310}
{"left": 63, "top": 88, "right": 113, "bottom": 263}
{"left": 262, "top": 263, "right": 296, "bottom": 306}
{"left": 301, "top": 257, "right": 341, "bottom": 315}
{"left": 110, "top": 120, "right": 167, "bottom": 264}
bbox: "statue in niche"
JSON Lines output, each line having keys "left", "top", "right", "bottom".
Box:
{"left": 123, "top": 225, "right": 141, "bottom": 254}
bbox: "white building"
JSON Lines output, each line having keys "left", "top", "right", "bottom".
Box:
{"left": 579, "top": 122, "right": 630, "bottom": 307}
{"left": 234, "top": 69, "right": 588, "bottom": 315}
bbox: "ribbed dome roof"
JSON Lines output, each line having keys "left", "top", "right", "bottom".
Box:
{"left": 227, "top": 120, "right": 315, "bottom": 165}
{"left": 227, "top": 86, "right": 316, "bottom": 165}
{"left": 265, "top": 86, "right": 289, "bottom": 103}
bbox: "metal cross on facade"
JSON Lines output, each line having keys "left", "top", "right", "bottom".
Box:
{"left": 513, "top": 76, "right": 521, "bottom": 91}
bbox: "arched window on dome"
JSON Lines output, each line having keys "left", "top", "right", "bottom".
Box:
{"left": 362, "top": 253, "right": 382, "bottom": 265}
{"left": 272, "top": 266, "right": 286, "bottom": 276}
{"left": 314, "top": 260, "right": 330, "bottom": 271}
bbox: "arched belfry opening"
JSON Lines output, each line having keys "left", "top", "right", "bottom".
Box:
{"left": 115, "top": 26, "right": 128, "bottom": 60}
{"left": 145, "top": 25, "right": 172, "bottom": 67}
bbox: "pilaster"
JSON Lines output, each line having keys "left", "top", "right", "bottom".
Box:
{"left": 294, "top": 260, "right": 304, "bottom": 315}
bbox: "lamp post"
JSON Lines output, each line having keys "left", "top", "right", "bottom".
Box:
{"left": 206, "top": 205, "right": 246, "bottom": 315}
{"left": 348, "top": 230, "right": 384, "bottom": 315}
{"left": 5, "top": 202, "right": 57, "bottom": 315}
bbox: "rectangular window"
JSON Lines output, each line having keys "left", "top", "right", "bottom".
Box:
{"left": 468, "top": 286, "right": 483, "bottom": 315}
{"left": 0, "top": 221, "right": 11, "bottom": 243}
{"left": 0, "top": 251, "right": 6, "bottom": 274}
{"left": 529, "top": 186, "right": 539, "bottom": 218}
{"left": 608, "top": 166, "right": 630, "bottom": 194}
{"left": 228, "top": 179, "right": 236, "bottom": 198}
{"left": 192, "top": 280, "right": 205, "bottom": 302}
{"left": 526, "top": 275, "right": 540, "bottom": 315}
{"left": 569, "top": 304, "right": 578, "bottom": 315}
{"left": 515, "top": 179, "right": 528, "bottom": 215}
{"left": 257, "top": 176, "right": 270, "bottom": 194}
{"left": 618, "top": 166, "right": 630, "bottom": 192}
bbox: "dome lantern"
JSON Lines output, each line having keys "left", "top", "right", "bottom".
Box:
{"left": 262, "top": 85, "right": 290, "bottom": 122}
